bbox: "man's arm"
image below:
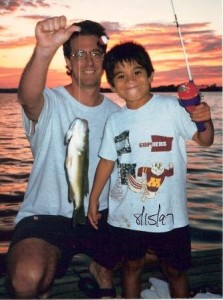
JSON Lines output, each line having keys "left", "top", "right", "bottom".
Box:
{"left": 18, "top": 16, "right": 80, "bottom": 122}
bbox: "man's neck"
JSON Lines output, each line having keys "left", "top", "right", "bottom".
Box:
{"left": 65, "top": 83, "right": 103, "bottom": 107}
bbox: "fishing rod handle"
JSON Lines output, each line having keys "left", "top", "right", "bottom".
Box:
{"left": 178, "top": 81, "right": 206, "bottom": 132}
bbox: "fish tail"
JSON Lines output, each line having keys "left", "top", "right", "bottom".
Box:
{"left": 72, "top": 206, "right": 86, "bottom": 227}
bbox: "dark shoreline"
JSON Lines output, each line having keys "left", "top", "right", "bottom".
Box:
{"left": 0, "top": 85, "right": 222, "bottom": 94}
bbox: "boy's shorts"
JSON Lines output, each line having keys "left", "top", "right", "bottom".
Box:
{"left": 94, "top": 225, "right": 191, "bottom": 272}
{"left": 8, "top": 210, "right": 109, "bottom": 277}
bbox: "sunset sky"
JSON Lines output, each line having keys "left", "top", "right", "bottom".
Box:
{"left": 0, "top": 0, "right": 222, "bottom": 88}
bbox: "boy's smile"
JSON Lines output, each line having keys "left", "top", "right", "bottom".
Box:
{"left": 112, "top": 60, "right": 153, "bottom": 109}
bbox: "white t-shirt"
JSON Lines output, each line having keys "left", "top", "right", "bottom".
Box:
{"left": 16, "top": 86, "right": 120, "bottom": 223}
{"left": 99, "top": 94, "right": 197, "bottom": 233}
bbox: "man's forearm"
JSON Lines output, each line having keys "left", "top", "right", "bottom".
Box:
{"left": 18, "top": 46, "right": 56, "bottom": 121}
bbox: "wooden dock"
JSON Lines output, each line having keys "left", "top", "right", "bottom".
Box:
{"left": 0, "top": 248, "right": 222, "bottom": 298}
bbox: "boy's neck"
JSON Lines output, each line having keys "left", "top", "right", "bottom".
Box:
{"left": 126, "top": 93, "right": 153, "bottom": 110}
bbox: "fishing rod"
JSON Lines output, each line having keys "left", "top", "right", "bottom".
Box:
{"left": 170, "top": 0, "right": 205, "bottom": 132}
{"left": 170, "top": 0, "right": 193, "bottom": 82}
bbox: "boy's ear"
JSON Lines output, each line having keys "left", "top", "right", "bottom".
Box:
{"left": 110, "top": 85, "right": 117, "bottom": 93}
{"left": 148, "top": 72, "right": 154, "bottom": 83}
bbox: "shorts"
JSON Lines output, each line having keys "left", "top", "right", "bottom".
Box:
{"left": 94, "top": 225, "right": 191, "bottom": 272}
{"left": 8, "top": 210, "right": 109, "bottom": 276}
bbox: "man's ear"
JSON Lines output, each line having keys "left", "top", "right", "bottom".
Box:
{"left": 65, "top": 57, "right": 72, "bottom": 72}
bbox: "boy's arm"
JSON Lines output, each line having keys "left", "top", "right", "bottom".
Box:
{"left": 191, "top": 102, "right": 214, "bottom": 146}
{"left": 88, "top": 158, "right": 115, "bottom": 229}
{"left": 18, "top": 16, "right": 80, "bottom": 122}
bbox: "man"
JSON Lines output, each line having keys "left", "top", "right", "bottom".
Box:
{"left": 6, "top": 16, "right": 119, "bottom": 299}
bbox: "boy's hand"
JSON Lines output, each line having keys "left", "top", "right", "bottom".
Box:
{"left": 178, "top": 81, "right": 207, "bottom": 132}
{"left": 35, "top": 16, "right": 80, "bottom": 53}
{"left": 190, "top": 102, "right": 211, "bottom": 123}
{"left": 88, "top": 202, "right": 101, "bottom": 230}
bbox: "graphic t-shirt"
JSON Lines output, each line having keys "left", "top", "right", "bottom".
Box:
{"left": 99, "top": 94, "right": 197, "bottom": 233}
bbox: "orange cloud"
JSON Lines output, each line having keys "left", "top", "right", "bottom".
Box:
{"left": 0, "top": 37, "right": 36, "bottom": 49}
{"left": 0, "top": 21, "right": 221, "bottom": 88}
{"left": 0, "top": 67, "right": 22, "bottom": 88}
{"left": 104, "top": 22, "right": 222, "bottom": 86}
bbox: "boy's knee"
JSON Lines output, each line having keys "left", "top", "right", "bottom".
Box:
{"left": 162, "top": 265, "right": 189, "bottom": 298}
{"left": 124, "top": 257, "right": 145, "bottom": 272}
{"left": 163, "top": 263, "right": 187, "bottom": 282}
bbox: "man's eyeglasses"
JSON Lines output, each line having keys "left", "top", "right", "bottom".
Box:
{"left": 70, "top": 49, "right": 104, "bottom": 62}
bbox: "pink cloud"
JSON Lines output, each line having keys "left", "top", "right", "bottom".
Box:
{"left": 0, "top": 0, "right": 50, "bottom": 14}
{"left": 0, "top": 21, "right": 221, "bottom": 88}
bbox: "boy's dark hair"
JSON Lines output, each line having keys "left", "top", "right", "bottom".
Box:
{"left": 103, "top": 41, "right": 154, "bottom": 87}
{"left": 63, "top": 20, "right": 108, "bottom": 58}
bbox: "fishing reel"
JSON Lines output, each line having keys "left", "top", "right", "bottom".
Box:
{"left": 178, "top": 81, "right": 206, "bottom": 132}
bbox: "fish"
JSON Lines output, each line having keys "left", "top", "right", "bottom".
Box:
{"left": 65, "top": 118, "right": 89, "bottom": 227}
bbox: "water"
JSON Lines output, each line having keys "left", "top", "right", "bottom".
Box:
{"left": 0, "top": 92, "right": 222, "bottom": 255}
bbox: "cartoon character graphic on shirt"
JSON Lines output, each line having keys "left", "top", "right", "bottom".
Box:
{"left": 127, "top": 162, "right": 174, "bottom": 200}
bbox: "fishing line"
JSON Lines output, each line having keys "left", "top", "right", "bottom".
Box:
{"left": 170, "top": 0, "right": 193, "bottom": 81}
{"left": 78, "top": 32, "right": 81, "bottom": 105}
{"left": 170, "top": 0, "right": 206, "bottom": 132}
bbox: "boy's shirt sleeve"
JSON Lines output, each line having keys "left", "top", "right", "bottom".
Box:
{"left": 170, "top": 97, "right": 197, "bottom": 140}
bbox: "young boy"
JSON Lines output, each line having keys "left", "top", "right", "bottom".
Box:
{"left": 88, "top": 41, "right": 214, "bottom": 298}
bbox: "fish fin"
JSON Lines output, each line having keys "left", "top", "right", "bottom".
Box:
{"left": 83, "top": 169, "right": 89, "bottom": 196}
{"left": 83, "top": 141, "right": 89, "bottom": 196}
{"left": 65, "top": 129, "right": 73, "bottom": 144}
{"left": 68, "top": 188, "right": 74, "bottom": 203}
{"left": 72, "top": 206, "right": 86, "bottom": 227}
